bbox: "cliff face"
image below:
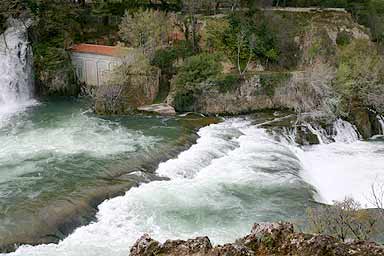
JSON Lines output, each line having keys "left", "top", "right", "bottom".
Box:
{"left": 167, "top": 9, "right": 383, "bottom": 137}
{"left": 130, "top": 222, "right": 384, "bottom": 256}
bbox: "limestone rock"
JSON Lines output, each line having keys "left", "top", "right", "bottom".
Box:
{"left": 129, "top": 222, "right": 384, "bottom": 256}
{"left": 137, "top": 103, "right": 176, "bottom": 116}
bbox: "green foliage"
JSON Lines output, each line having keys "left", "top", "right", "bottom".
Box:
{"left": 174, "top": 53, "right": 223, "bottom": 87}
{"left": 335, "top": 39, "right": 384, "bottom": 112}
{"left": 151, "top": 41, "right": 194, "bottom": 73}
{"left": 172, "top": 53, "right": 223, "bottom": 112}
{"left": 215, "top": 74, "right": 240, "bottom": 93}
{"left": 174, "top": 90, "right": 196, "bottom": 112}
{"left": 336, "top": 31, "right": 352, "bottom": 46}
{"left": 206, "top": 11, "right": 280, "bottom": 75}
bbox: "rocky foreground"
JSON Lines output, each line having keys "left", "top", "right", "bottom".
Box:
{"left": 130, "top": 222, "right": 384, "bottom": 256}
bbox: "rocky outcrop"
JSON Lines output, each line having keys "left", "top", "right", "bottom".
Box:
{"left": 138, "top": 103, "right": 176, "bottom": 116}
{"left": 130, "top": 222, "right": 384, "bottom": 256}
{"left": 167, "top": 10, "right": 383, "bottom": 137}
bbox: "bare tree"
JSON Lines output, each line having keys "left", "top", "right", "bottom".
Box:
{"left": 307, "top": 197, "right": 378, "bottom": 242}
{"left": 369, "top": 181, "right": 384, "bottom": 218}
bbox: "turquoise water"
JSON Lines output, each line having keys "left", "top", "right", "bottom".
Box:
{"left": 0, "top": 98, "right": 192, "bottom": 246}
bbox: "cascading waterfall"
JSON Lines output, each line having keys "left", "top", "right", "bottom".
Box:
{"left": 331, "top": 118, "right": 361, "bottom": 143}
{"left": 377, "top": 115, "right": 384, "bottom": 135}
{"left": 0, "top": 18, "right": 35, "bottom": 121}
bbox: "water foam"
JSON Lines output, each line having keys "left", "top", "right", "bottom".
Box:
{"left": 332, "top": 118, "right": 360, "bottom": 143}
{"left": 0, "top": 109, "right": 159, "bottom": 185}
{"left": 3, "top": 118, "right": 384, "bottom": 256}
{"left": 5, "top": 119, "right": 314, "bottom": 256}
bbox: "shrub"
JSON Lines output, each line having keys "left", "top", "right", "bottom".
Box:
{"left": 307, "top": 197, "right": 378, "bottom": 242}
{"left": 151, "top": 41, "right": 194, "bottom": 73}
{"left": 336, "top": 31, "right": 352, "bottom": 46}
{"left": 96, "top": 50, "right": 159, "bottom": 113}
{"left": 174, "top": 53, "right": 223, "bottom": 88}
{"left": 151, "top": 47, "right": 178, "bottom": 72}
{"left": 174, "top": 91, "right": 196, "bottom": 112}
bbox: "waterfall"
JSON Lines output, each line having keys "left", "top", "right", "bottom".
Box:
{"left": 288, "top": 118, "right": 360, "bottom": 144}
{"left": 377, "top": 115, "right": 384, "bottom": 135}
{"left": 302, "top": 123, "right": 331, "bottom": 144}
{"left": 332, "top": 119, "right": 360, "bottom": 143}
{"left": 0, "top": 18, "right": 35, "bottom": 120}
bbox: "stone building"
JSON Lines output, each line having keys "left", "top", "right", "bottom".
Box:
{"left": 70, "top": 44, "right": 131, "bottom": 87}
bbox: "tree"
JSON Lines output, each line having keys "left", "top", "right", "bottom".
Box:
{"left": 369, "top": 181, "right": 384, "bottom": 218}
{"left": 307, "top": 198, "right": 378, "bottom": 242}
{"left": 221, "top": 13, "right": 256, "bottom": 78}
{"left": 119, "top": 8, "right": 171, "bottom": 56}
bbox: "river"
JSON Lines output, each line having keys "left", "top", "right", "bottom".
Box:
{"left": 1, "top": 17, "right": 384, "bottom": 256}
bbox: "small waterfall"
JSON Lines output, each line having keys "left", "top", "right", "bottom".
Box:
{"left": 302, "top": 123, "right": 331, "bottom": 144}
{"left": 332, "top": 119, "right": 360, "bottom": 143}
{"left": 377, "top": 115, "right": 384, "bottom": 135}
{"left": 0, "top": 18, "right": 35, "bottom": 118}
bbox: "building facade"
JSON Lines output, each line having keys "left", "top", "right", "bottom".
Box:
{"left": 70, "top": 44, "right": 131, "bottom": 87}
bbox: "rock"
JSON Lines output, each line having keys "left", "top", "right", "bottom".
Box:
{"left": 137, "top": 103, "right": 176, "bottom": 116}
{"left": 130, "top": 236, "right": 212, "bottom": 256}
{"left": 129, "top": 222, "right": 384, "bottom": 256}
{"left": 130, "top": 234, "right": 161, "bottom": 256}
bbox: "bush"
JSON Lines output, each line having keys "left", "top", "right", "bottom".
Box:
{"left": 336, "top": 31, "right": 352, "bottom": 46}
{"left": 307, "top": 197, "right": 379, "bottom": 242}
{"left": 174, "top": 91, "right": 196, "bottom": 112}
{"left": 151, "top": 47, "right": 178, "bottom": 72}
{"left": 174, "top": 53, "right": 223, "bottom": 88}
{"left": 151, "top": 41, "right": 194, "bottom": 73}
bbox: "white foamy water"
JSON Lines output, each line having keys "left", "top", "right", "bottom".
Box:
{"left": 378, "top": 115, "right": 384, "bottom": 135}
{"left": 0, "top": 18, "right": 36, "bottom": 125}
{"left": 3, "top": 118, "right": 384, "bottom": 256}
{"left": 299, "top": 141, "right": 384, "bottom": 205}
{"left": 0, "top": 110, "right": 158, "bottom": 184}
{"left": 332, "top": 118, "right": 361, "bottom": 143}
{"left": 4, "top": 119, "right": 315, "bottom": 256}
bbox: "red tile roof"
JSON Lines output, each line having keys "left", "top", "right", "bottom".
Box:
{"left": 70, "top": 44, "right": 128, "bottom": 57}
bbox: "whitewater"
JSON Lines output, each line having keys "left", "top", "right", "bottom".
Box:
{"left": 3, "top": 116, "right": 384, "bottom": 256}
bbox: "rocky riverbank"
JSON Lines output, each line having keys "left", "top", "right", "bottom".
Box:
{"left": 130, "top": 222, "right": 384, "bottom": 256}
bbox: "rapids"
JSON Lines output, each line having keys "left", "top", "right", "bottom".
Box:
{"left": 3, "top": 116, "right": 383, "bottom": 256}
